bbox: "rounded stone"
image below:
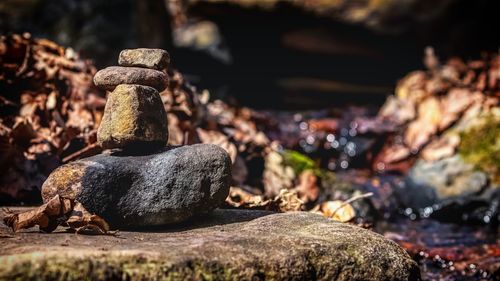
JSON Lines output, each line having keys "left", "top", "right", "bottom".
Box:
{"left": 97, "top": 84, "right": 168, "bottom": 150}
{"left": 118, "top": 48, "right": 170, "bottom": 70}
{"left": 41, "top": 144, "right": 232, "bottom": 228}
{"left": 93, "top": 66, "right": 168, "bottom": 92}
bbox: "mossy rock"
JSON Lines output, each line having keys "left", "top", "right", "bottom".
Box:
{"left": 459, "top": 114, "right": 500, "bottom": 185}
{"left": 0, "top": 209, "right": 419, "bottom": 281}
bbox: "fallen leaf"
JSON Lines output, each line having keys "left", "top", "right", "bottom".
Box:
{"left": 320, "top": 200, "right": 356, "bottom": 222}
{"left": 421, "top": 134, "right": 460, "bottom": 161}
{"left": 294, "top": 170, "right": 319, "bottom": 202}
{"left": 2, "top": 195, "right": 110, "bottom": 235}
{"left": 196, "top": 128, "right": 237, "bottom": 163}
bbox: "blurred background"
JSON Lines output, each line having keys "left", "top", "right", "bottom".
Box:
{"left": 2, "top": 0, "right": 498, "bottom": 107}
{"left": 1, "top": 1, "right": 499, "bottom": 280}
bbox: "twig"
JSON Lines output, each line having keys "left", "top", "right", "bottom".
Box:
{"left": 62, "top": 143, "right": 101, "bottom": 163}
{"left": 330, "top": 192, "right": 374, "bottom": 219}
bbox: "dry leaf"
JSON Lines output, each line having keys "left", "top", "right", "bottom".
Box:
{"left": 421, "top": 134, "right": 460, "bottom": 161}
{"left": 3, "top": 195, "right": 68, "bottom": 232}
{"left": 320, "top": 200, "right": 356, "bottom": 222}
{"left": 226, "top": 186, "right": 269, "bottom": 209}
{"left": 404, "top": 96, "right": 441, "bottom": 150}
{"left": 272, "top": 189, "right": 304, "bottom": 212}
{"left": 197, "top": 128, "right": 237, "bottom": 163}
{"left": 2, "top": 195, "right": 110, "bottom": 235}
{"left": 263, "top": 149, "right": 295, "bottom": 197}
{"left": 66, "top": 202, "right": 110, "bottom": 234}
{"left": 378, "top": 144, "right": 411, "bottom": 164}
{"left": 294, "top": 170, "right": 319, "bottom": 202}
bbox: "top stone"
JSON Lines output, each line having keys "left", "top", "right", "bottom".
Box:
{"left": 119, "top": 48, "right": 170, "bottom": 70}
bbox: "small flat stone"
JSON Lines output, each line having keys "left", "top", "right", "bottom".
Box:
{"left": 97, "top": 84, "right": 168, "bottom": 150}
{"left": 41, "top": 144, "right": 232, "bottom": 228}
{"left": 93, "top": 66, "right": 168, "bottom": 92}
{"left": 0, "top": 209, "right": 420, "bottom": 280}
{"left": 118, "top": 48, "right": 170, "bottom": 70}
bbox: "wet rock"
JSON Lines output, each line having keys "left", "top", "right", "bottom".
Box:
{"left": 0, "top": 209, "right": 420, "bottom": 281}
{"left": 97, "top": 84, "right": 168, "bottom": 150}
{"left": 41, "top": 144, "right": 231, "bottom": 228}
{"left": 93, "top": 66, "right": 168, "bottom": 92}
{"left": 118, "top": 48, "right": 170, "bottom": 70}
{"left": 398, "top": 155, "right": 488, "bottom": 209}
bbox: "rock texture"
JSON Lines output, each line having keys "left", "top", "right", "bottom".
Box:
{"left": 97, "top": 84, "right": 168, "bottom": 150}
{"left": 399, "top": 155, "right": 488, "bottom": 209}
{"left": 93, "top": 66, "right": 168, "bottom": 92}
{"left": 119, "top": 48, "right": 170, "bottom": 70}
{"left": 41, "top": 144, "right": 231, "bottom": 228}
{"left": 0, "top": 209, "right": 420, "bottom": 281}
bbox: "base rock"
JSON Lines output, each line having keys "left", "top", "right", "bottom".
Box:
{"left": 0, "top": 209, "right": 420, "bottom": 281}
{"left": 41, "top": 144, "right": 231, "bottom": 228}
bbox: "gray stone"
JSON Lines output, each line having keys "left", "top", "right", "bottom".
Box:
{"left": 398, "top": 155, "right": 488, "bottom": 209}
{"left": 93, "top": 66, "right": 168, "bottom": 92}
{"left": 41, "top": 144, "right": 232, "bottom": 228}
{"left": 118, "top": 48, "right": 170, "bottom": 70}
{"left": 97, "top": 84, "right": 168, "bottom": 150}
{"left": 0, "top": 209, "right": 420, "bottom": 281}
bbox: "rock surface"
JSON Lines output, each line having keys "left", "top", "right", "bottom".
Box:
{"left": 119, "top": 48, "right": 170, "bottom": 70}
{"left": 0, "top": 209, "right": 420, "bottom": 281}
{"left": 97, "top": 84, "right": 168, "bottom": 150}
{"left": 93, "top": 66, "right": 168, "bottom": 92}
{"left": 399, "top": 155, "right": 488, "bottom": 209}
{"left": 41, "top": 144, "right": 231, "bottom": 228}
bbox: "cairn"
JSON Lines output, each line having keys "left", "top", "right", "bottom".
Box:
{"left": 39, "top": 49, "right": 231, "bottom": 228}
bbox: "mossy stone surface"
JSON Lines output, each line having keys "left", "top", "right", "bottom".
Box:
{"left": 0, "top": 209, "right": 420, "bottom": 281}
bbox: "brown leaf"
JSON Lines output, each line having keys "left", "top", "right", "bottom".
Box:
{"left": 319, "top": 200, "right": 356, "bottom": 222}
{"left": 421, "top": 134, "right": 460, "bottom": 161}
{"left": 2, "top": 195, "right": 62, "bottom": 232}
{"left": 196, "top": 128, "right": 237, "bottom": 163}
{"left": 2, "top": 195, "right": 110, "bottom": 235}
{"left": 272, "top": 189, "right": 304, "bottom": 212}
{"left": 378, "top": 144, "right": 411, "bottom": 164}
{"left": 226, "top": 186, "right": 269, "bottom": 209}
{"left": 294, "top": 170, "right": 319, "bottom": 202}
{"left": 263, "top": 149, "right": 295, "bottom": 197}
{"left": 404, "top": 96, "right": 441, "bottom": 150}
{"left": 66, "top": 202, "right": 109, "bottom": 234}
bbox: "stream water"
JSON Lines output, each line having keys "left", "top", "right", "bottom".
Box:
{"left": 259, "top": 108, "right": 499, "bottom": 280}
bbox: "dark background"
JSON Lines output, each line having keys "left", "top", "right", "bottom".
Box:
{"left": 1, "top": 0, "right": 498, "bottom": 108}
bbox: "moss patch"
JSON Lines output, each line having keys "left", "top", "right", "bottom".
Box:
{"left": 459, "top": 114, "right": 500, "bottom": 185}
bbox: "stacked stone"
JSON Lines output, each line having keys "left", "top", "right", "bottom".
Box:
{"left": 38, "top": 49, "right": 231, "bottom": 228}
{"left": 93, "top": 48, "right": 170, "bottom": 150}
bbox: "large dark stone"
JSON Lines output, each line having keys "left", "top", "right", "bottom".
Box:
{"left": 0, "top": 209, "right": 420, "bottom": 281}
{"left": 398, "top": 155, "right": 488, "bottom": 209}
{"left": 41, "top": 144, "right": 231, "bottom": 228}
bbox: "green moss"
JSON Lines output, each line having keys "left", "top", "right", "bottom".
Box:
{"left": 459, "top": 114, "right": 500, "bottom": 185}
{"left": 282, "top": 150, "right": 318, "bottom": 175}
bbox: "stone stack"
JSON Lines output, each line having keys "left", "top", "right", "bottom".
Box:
{"left": 94, "top": 48, "right": 170, "bottom": 150}
{"left": 40, "top": 49, "right": 231, "bottom": 228}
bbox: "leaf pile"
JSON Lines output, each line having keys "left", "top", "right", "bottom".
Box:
{"left": 0, "top": 33, "right": 273, "bottom": 208}
{"left": 366, "top": 48, "right": 499, "bottom": 175}
{"left": 0, "top": 33, "right": 105, "bottom": 204}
